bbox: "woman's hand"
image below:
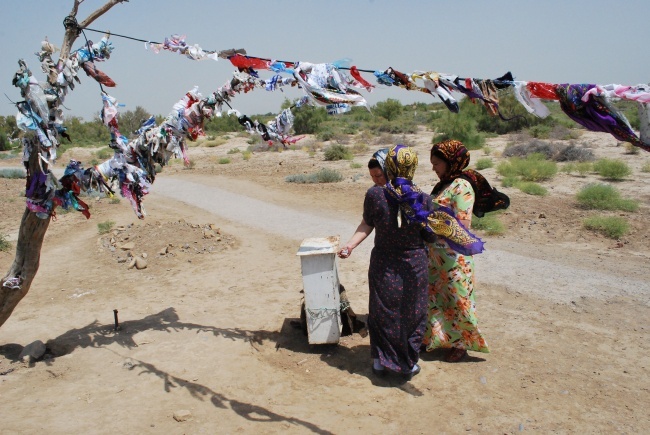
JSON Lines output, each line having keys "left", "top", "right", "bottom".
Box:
{"left": 337, "top": 246, "right": 352, "bottom": 259}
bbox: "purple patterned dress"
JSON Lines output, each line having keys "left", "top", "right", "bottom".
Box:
{"left": 363, "top": 185, "right": 433, "bottom": 374}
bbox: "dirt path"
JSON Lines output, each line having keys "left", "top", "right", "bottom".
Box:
{"left": 153, "top": 175, "right": 650, "bottom": 305}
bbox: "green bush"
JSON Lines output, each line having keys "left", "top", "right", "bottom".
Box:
{"left": 95, "top": 147, "right": 113, "bottom": 160}
{"left": 583, "top": 216, "right": 629, "bottom": 239}
{"left": 501, "top": 176, "right": 519, "bottom": 188}
{"left": 497, "top": 155, "right": 557, "bottom": 181}
{"left": 575, "top": 184, "right": 639, "bottom": 212}
{"left": 561, "top": 162, "right": 575, "bottom": 174}
{"left": 218, "top": 157, "right": 231, "bottom": 164}
{"left": 475, "top": 158, "right": 493, "bottom": 170}
{"left": 575, "top": 162, "right": 592, "bottom": 176}
{"left": 242, "top": 150, "right": 252, "bottom": 161}
{"left": 324, "top": 144, "right": 353, "bottom": 161}
{"left": 592, "top": 158, "right": 631, "bottom": 180}
{"left": 293, "top": 106, "right": 327, "bottom": 134}
{"left": 432, "top": 113, "right": 485, "bottom": 150}
{"left": 285, "top": 168, "right": 343, "bottom": 184}
{"left": 472, "top": 212, "right": 505, "bottom": 235}
{"left": 373, "top": 99, "right": 403, "bottom": 121}
{"left": 517, "top": 182, "right": 547, "bottom": 196}
{"left": 0, "top": 168, "right": 25, "bottom": 179}
{"left": 0, "top": 234, "right": 11, "bottom": 252}
{"left": 109, "top": 197, "right": 121, "bottom": 204}
{"left": 641, "top": 161, "right": 650, "bottom": 173}
{"left": 350, "top": 162, "right": 362, "bottom": 169}
{"left": 97, "top": 220, "right": 115, "bottom": 235}
{"left": 528, "top": 125, "right": 552, "bottom": 139}
{"left": 623, "top": 142, "right": 640, "bottom": 155}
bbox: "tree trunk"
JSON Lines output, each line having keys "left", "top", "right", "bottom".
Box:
{"left": 0, "top": 210, "right": 50, "bottom": 328}
{"left": 0, "top": 141, "right": 50, "bottom": 328}
{"left": 0, "top": 0, "right": 128, "bottom": 330}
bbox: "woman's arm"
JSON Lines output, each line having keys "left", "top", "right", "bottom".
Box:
{"left": 338, "top": 218, "right": 374, "bottom": 258}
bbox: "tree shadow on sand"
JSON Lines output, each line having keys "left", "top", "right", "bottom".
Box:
{"left": 1, "top": 308, "right": 332, "bottom": 434}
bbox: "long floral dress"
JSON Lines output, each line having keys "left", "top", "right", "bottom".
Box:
{"left": 364, "top": 185, "right": 432, "bottom": 374}
{"left": 424, "top": 178, "right": 489, "bottom": 353}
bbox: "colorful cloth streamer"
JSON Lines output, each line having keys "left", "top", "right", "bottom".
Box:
{"left": 556, "top": 84, "right": 649, "bottom": 152}
{"left": 147, "top": 34, "right": 219, "bottom": 61}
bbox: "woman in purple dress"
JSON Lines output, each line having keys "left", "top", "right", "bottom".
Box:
{"left": 338, "top": 145, "right": 431, "bottom": 380}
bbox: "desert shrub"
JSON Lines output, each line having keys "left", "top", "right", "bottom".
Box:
{"left": 203, "top": 137, "right": 227, "bottom": 147}
{"left": 0, "top": 168, "right": 25, "bottom": 179}
{"left": 548, "top": 124, "right": 582, "bottom": 141}
{"left": 227, "top": 148, "right": 241, "bottom": 154}
{"left": 475, "top": 158, "right": 493, "bottom": 170}
{"left": 109, "top": 197, "right": 121, "bottom": 204}
{"left": 97, "top": 220, "right": 115, "bottom": 234}
{"left": 324, "top": 144, "right": 353, "bottom": 161}
{"left": 317, "top": 128, "right": 336, "bottom": 142}
{"left": 95, "top": 147, "right": 113, "bottom": 160}
{"left": 293, "top": 106, "right": 327, "bottom": 134}
{"left": 285, "top": 168, "right": 343, "bottom": 184}
{"left": 350, "top": 142, "right": 369, "bottom": 154}
{"left": 575, "top": 162, "right": 592, "bottom": 176}
{"left": 432, "top": 114, "right": 485, "bottom": 150}
{"left": 503, "top": 139, "right": 554, "bottom": 159}
{"left": 242, "top": 150, "right": 252, "bottom": 161}
{"left": 576, "top": 184, "right": 638, "bottom": 211}
{"left": 501, "top": 176, "right": 519, "bottom": 188}
{"left": 315, "top": 168, "right": 343, "bottom": 182}
{"left": 592, "top": 158, "right": 632, "bottom": 180}
{"left": 205, "top": 113, "right": 241, "bottom": 133}
{"left": 497, "top": 154, "right": 557, "bottom": 181}
{"left": 0, "top": 234, "right": 11, "bottom": 252}
{"left": 517, "top": 182, "right": 547, "bottom": 196}
{"left": 641, "top": 161, "right": 650, "bottom": 173}
{"left": 350, "top": 162, "right": 362, "bottom": 169}
{"left": 246, "top": 136, "right": 259, "bottom": 145}
{"left": 368, "top": 119, "right": 418, "bottom": 134}
{"left": 583, "top": 215, "right": 629, "bottom": 239}
{"left": 482, "top": 146, "right": 491, "bottom": 155}
{"left": 623, "top": 142, "right": 640, "bottom": 155}
{"left": 554, "top": 144, "right": 594, "bottom": 162}
{"left": 561, "top": 162, "right": 575, "bottom": 174}
{"left": 218, "top": 157, "right": 231, "bottom": 164}
{"left": 528, "top": 124, "right": 552, "bottom": 139}
{"left": 472, "top": 212, "right": 505, "bottom": 235}
{"left": 373, "top": 99, "right": 403, "bottom": 121}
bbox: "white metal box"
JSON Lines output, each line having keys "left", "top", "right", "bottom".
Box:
{"left": 296, "top": 236, "right": 342, "bottom": 344}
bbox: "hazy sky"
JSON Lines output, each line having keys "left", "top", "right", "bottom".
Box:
{"left": 1, "top": 0, "right": 649, "bottom": 121}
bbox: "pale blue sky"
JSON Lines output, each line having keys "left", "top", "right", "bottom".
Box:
{"left": 1, "top": 0, "right": 649, "bottom": 120}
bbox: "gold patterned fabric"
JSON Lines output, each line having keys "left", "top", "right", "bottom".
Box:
{"left": 383, "top": 144, "right": 484, "bottom": 256}
{"left": 385, "top": 144, "right": 418, "bottom": 182}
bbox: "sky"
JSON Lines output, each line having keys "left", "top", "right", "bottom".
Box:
{"left": 1, "top": 0, "right": 649, "bottom": 121}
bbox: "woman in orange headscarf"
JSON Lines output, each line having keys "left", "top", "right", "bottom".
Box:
{"left": 424, "top": 139, "right": 494, "bottom": 362}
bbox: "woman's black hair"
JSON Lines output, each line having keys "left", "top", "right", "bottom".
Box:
{"left": 368, "top": 158, "right": 382, "bottom": 170}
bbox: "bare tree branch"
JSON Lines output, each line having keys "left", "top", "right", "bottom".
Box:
{"left": 59, "top": 0, "right": 128, "bottom": 62}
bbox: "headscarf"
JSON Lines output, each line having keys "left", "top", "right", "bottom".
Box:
{"left": 431, "top": 139, "right": 510, "bottom": 218}
{"left": 383, "top": 144, "right": 484, "bottom": 256}
{"left": 369, "top": 147, "right": 388, "bottom": 177}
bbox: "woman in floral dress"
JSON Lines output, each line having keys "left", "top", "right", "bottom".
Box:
{"left": 424, "top": 139, "right": 490, "bottom": 362}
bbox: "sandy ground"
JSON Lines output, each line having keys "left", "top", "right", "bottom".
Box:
{"left": 1, "top": 130, "right": 649, "bottom": 434}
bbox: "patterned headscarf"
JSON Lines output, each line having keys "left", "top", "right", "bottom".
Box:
{"left": 431, "top": 139, "right": 509, "bottom": 218}
{"left": 383, "top": 144, "right": 484, "bottom": 255}
{"left": 369, "top": 148, "right": 388, "bottom": 176}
